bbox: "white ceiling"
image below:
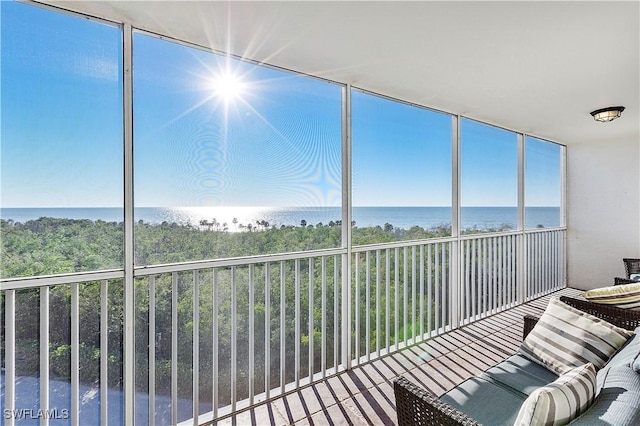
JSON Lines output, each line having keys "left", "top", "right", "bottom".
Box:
{"left": 38, "top": 0, "right": 639, "bottom": 146}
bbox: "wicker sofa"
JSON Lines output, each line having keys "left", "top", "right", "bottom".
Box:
{"left": 394, "top": 296, "right": 640, "bottom": 426}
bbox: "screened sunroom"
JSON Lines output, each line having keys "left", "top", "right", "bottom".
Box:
{"left": 1, "top": 1, "right": 638, "bottom": 425}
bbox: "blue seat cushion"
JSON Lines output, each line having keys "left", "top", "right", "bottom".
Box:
{"left": 483, "top": 354, "right": 558, "bottom": 395}
{"left": 440, "top": 375, "right": 527, "bottom": 426}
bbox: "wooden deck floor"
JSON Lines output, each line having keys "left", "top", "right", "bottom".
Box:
{"left": 215, "top": 287, "right": 584, "bottom": 425}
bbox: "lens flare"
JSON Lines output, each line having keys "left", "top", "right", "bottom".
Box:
{"left": 211, "top": 71, "right": 245, "bottom": 101}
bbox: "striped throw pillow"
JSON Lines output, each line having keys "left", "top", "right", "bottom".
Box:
{"left": 513, "top": 363, "right": 597, "bottom": 426}
{"left": 520, "top": 297, "right": 634, "bottom": 374}
{"left": 583, "top": 282, "right": 640, "bottom": 310}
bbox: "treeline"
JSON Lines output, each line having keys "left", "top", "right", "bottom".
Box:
{"left": 0, "top": 217, "right": 455, "bottom": 278}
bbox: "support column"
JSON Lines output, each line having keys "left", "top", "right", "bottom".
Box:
{"left": 123, "top": 22, "right": 136, "bottom": 426}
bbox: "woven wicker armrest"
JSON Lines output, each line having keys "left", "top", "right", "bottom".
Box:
{"left": 559, "top": 296, "right": 640, "bottom": 331}
{"left": 394, "top": 376, "right": 482, "bottom": 426}
{"left": 614, "top": 277, "right": 636, "bottom": 286}
{"left": 623, "top": 258, "right": 640, "bottom": 279}
{"left": 523, "top": 314, "right": 540, "bottom": 339}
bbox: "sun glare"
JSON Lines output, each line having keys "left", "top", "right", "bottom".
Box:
{"left": 212, "top": 71, "right": 245, "bottom": 101}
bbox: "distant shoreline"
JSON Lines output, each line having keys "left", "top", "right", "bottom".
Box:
{"left": 0, "top": 206, "right": 560, "bottom": 230}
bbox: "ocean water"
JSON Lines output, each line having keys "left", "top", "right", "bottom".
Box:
{"left": 1, "top": 206, "right": 560, "bottom": 230}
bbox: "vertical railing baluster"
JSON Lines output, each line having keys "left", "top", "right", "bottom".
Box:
{"left": 551, "top": 231, "right": 562, "bottom": 290}
{"left": 419, "top": 246, "right": 424, "bottom": 339}
{"left": 507, "top": 237, "right": 512, "bottom": 305}
{"left": 544, "top": 232, "right": 549, "bottom": 292}
{"left": 550, "top": 232, "right": 554, "bottom": 290}
{"left": 40, "top": 286, "right": 50, "bottom": 426}
{"left": 523, "top": 234, "right": 528, "bottom": 300}
{"left": 249, "top": 264, "right": 255, "bottom": 404}
{"left": 321, "top": 256, "right": 327, "bottom": 378}
{"left": 493, "top": 237, "right": 503, "bottom": 312}
{"left": 308, "top": 257, "right": 315, "bottom": 382}
{"left": 485, "top": 238, "right": 491, "bottom": 314}
{"left": 499, "top": 236, "right": 503, "bottom": 309}
{"left": 212, "top": 269, "right": 218, "bottom": 418}
{"left": 513, "top": 235, "right": 517, "bottom": 302}
{"left": 434, "top": 244, "right": 440, "bottom": 333}
{"left": 376, "top": 250, "right": 381, "bottom": 357}
{"left": 505, "top": 236, "right": 510, "bottom": 306}
{"left": 171, "top": 273, "right": 178, "bottom": 426}
{"left": 492, "top": 237, "right": 497, "bottom": 313}
{"left": 514, "top": 235, "right": 518, "bottom": 302}
{"left": 441, "top": 243, "right": 447, "bottom": 329}
{"left": 5, "top": 290, "right": 15, "bottom": 426}
{"left": 525, "top": 234, "right": 530, "bottom": 299}
{"left": 464, "top": 240, "right": 470, "bottom": 322}
{"left": 471, "top": 240, "right": 477, "bottom": 319}
{"left": 483, "top": 238, "right": 488, "bottom": 316}
{"left": 333, "top": 255, "right": 339, "bottom": 373}
{"left": 365, "top": 251, "right": 371, "bottom": 362}
{"left": 385, "top": 249, "right": 391, "bottom": 352}
{"left": 403, "top": 247, "right": 409, "bottom": 343}
{"left": 71, "top": 283, "right": 79, "bottom": 426}
{"left": 280, "top": 261, "right": 286, "bottom": 394}
{"left": 491, "top": 237, "right": 495, "bottom": 310}
{"left": 550, "top": 232, "right": 555, "bottom": 290}
{"left": 548, "top": 232, "right": 552, "bottom": 291}
{"left": 427, "top": 245, "right": 432, "bottom": 336}
{"left": 504, "top": 237, "right": 509, "bottom": 305}
{"left": 231, "top": 267, "right": 237, "bottom": 412}
{"left": 294, "top": 259, "right": 301, "bottom": 388}
{"left": 515, "top": 235, "right": 518, "bottom": 302}
{"left": 533, "top": 234, "right": 537, "bottom": 296}
{"left": 556, "top": 231, "right": 560, "bottom": 288}
{"left": 538, "top": 232, "right": 547, "bottom": 294}
{"left": 100, "top": 280, "right": 109, "bottom": 425}
{"left": 264, "top": 263, "right": 271, "bottom": 400}
{"left": 477, "top": 239, "right": 482, "bottom": 315}
{"left": 555, "top": 231, "right": 560, "bottom": 289}
{"left": 193, "top": 271, "right": 200, "bottom": 425}
{"left": 535, "top": 233, "right": 541, "bottom": 295}
{"left": 531, "top": 234, "right": 535, "bottom": 295}
{"left": 529, "top": 234, "right": 535, "bottom": 296}
{"left": 538, "top": 233, "right": 547, "bottom": 294}
{"left": 411, "top": 246, "right": 416, "bottom": 343}
{"left": 561, "top": 230, "right": 565, "bottom": 287}
{"left": 487, "top": 238, "right": 493, "bottom": 313}
{"left": 555, "top": 231, "right": 559, "bottom": 287}
{"left": 546, "top": 232, "right": 551, "bottom": 291}
{"left": 355, "top": 253, "right": 360, "bottom": 363}
{"left": 536, "top": 234, "right": 541, "bottom": 294}
{"left": 394, "top": 248, "right": 399, "bottom": 349}
{"left": 148, "top": 276, "right": 155, "bottom": 426}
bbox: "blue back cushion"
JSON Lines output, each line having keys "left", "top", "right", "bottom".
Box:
{"left": 570, "top": 365, "right": 640, "bottom": 425}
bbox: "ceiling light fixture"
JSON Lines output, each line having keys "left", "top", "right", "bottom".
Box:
{"left": 590, "top": 106, "right": 625, "bottom": 122}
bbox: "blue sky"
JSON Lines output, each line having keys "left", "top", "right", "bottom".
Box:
{"left": 1, "top": 1, "right": 561, "bottom": 209}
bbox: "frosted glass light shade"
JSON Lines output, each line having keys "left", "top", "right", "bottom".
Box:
{"left": 590, "top": 106, "right": 625, "bottom": 122}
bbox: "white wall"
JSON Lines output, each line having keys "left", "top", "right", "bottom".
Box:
{"left": 567, "top": 136, "right": 640, "bottom": 290}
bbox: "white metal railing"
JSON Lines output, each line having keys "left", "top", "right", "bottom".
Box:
{"left": 460, "top": 232, "right": 519, "bottom": 322}
{"left": 525, "top": 228, "right": 567, "bottom": 300}
{"left": 0, "top": 229, "right": 566, "bottom": 425}
{"left": 133, "top": 249, "right": 346, "bottom": 424}
{"left": 351, "top": 239, "right": 452, "bottom": 365}
{"left": 1, "top": 272, "right": 124, "bottom": 426}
